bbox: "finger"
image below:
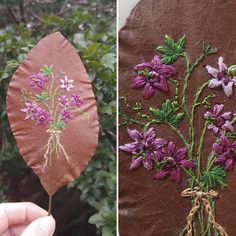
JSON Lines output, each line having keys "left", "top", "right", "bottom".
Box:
{"left": 1, "top": 225, "right": 26, "bottom": 236}
{"left": 21, "top": 216, "right": 55, "bottom": 236}
{"left": 0, "top": 202, "right": 48, "bottom": 234}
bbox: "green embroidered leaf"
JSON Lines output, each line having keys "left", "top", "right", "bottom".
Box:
{"left": 35, "top": 91, "right": 49, "bottom": 102}
{"left": 149, "top": 99, "right": 185, "bottom": 127}
{"left": 157, "top": 35, "right": 186, "bottom": 64}
{"left": 56, "top": 120, "right": 65, "bottom": 130}
{"left": 40, "top": 65, "right": 53, "bottom": 76}
{"left": 200, "top": 166, "right": 226, "bottom": 188}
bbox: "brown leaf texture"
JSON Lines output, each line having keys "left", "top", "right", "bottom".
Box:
{"left": 7, "top": 32, "right": 99, "bottom": 196}
{"left": 119, "top": 0, "right": 236, "bottom": 235}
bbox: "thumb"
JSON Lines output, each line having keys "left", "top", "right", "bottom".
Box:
{"left": 21, "top": 216, "right": 55, "bottom": 236}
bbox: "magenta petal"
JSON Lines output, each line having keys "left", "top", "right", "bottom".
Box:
{"left": 119, "top": 143, "right": 136, "bottom": 153}
{"left": 154, "top": 170, "right": 169, "bottom": 180}
{"left": 214, "top": 155, "right": 227, "bottom": 164}
{"left": 131, "top": 76, "right": 147, "bottom": 88}
{"left": 127, "top": 128, "right": 141, "bottom": 140}
{"left": 213, "top": 104, "right": 224, "bottom": 116}
{"left": 142, "top": 83, "right": 155, "bottom": 98}
{"left": 134, "top": 62, "right": 152, "bottom": 71}
{"left": 170, "top": 168, "right": 181, "bottom": 183}
{"left": 204, "top": 111, "right": 213, "bottom": 119}
{"left": 166, "top": 142, "right": 175, "bottom": 156}
{"left": 212, "top": 143, "right": 223, "bottom": 154}
{"left": 220, "top": 135, "right": 231, "bottom": 146}
{"left": 129, "top": 157, "right": 143, "bottom": 170}
{"left": 208, "top": 124, "right": 219, "bottom": 134}
{"left": 153, "top": 76, "right": 169, "bottom": 92}
{"left": 154, "top": 138, "right": 167, "bottom": 149}
{"left": 221, "top": 111, "right": 232, "bottom": 120}
{"left": 222, "top": 120, "right": 234, "bottom": 132}
{"left": 176, "top": 147, "right": 187, "bottom": 159}
{"left": 225, "top": 158, "right": 234, "bottom": 171}
{"left": 143, "top": 160, "right": 153, "bottom": 170}
{"left": 180, "top": 159, "right": 196, "bottom": 168}
{"left": 151, "top": 55, "right": 161, "bottom": 67}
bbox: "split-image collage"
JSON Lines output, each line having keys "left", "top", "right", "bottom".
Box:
{"left": 1, "top": 0, "right": 236, "bottom": 235}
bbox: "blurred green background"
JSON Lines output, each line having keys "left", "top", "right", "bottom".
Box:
{"left": 0, "top": 0, "right": 116, "bottom": 235}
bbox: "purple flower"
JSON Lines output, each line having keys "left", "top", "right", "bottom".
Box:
{"left": 29, "top": 73, "right": 48, "bottom": 90}
{"left": 35, "top": 107, "right": 51, "bottom": 126}
{"left": 58, "top": 95, "right": 70, "bottom": 107}
{"left": 119, "top": 127, "right": 167, "bottom": 170}
{"left": 212, "top": 135, "right": 236, "bottom": 171}
{"left": 206, "top": 57, "right": 236, "bottom": 97}
{"left": 21, "top": 102, "right": 38, "bottom": 120}
{"left": 60, "top": 109, "right": 74, "bottom": 122}
{"left": 154, "top": 142, "right": 195, "bottom": 183}
{"left": 70, "top": 94, "right": 84, "bottom": 107}
{"left": 21, "top": 102, "right": 51, "bottom": 126}
{"left": 60, "top": 76, "right": 74, "bottom": 92}
{"left": 132, "top": 55, "right": 175, "bottom": 99}
{"left": 204, "top": 104, "right": 234, "bottom": 135}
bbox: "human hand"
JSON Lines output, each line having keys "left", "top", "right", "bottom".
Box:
{"left": 0, "top": 202, "right": 55, "bottom": 236}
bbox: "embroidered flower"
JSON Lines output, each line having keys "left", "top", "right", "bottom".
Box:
{"left": 119, "top": 127, "right": 167, "bottom": 170}
{"left": 70, "top": 94, "right": 84, "bottom": 107}
{"left": 35, "top": 107, "right": 51, "bottom": 126}
{"left": 212, "top": 135, "right": 236, "bottom": 171}
{"left": 206, "top": 57, "right": 236, "bottom": 97}
{"left": 29, "top": 73, "right": 48, "bottom": 90}
{"left": 21, "top": 102, "right": 39, "bottom": 120}
{"left": 58, "top": 95, "right": 70, "bottom": 107}
{"left": 132, "top": 55, "right": 175, "bottom": 99}
{"left": 204, "top": 104, "right": 234, "bottom": 135}
{"left": 60, "top": 76, "right": 74, "bottom": 92}
{"left": 154, "top": 142, "right": 195, "bottom": 183}
{"left": 60, "top": 109, "right": 74, "bottom": 122}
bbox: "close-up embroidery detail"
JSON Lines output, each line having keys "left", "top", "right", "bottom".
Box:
{"left": 119, "top": 35, "right": 236, "bottom": 236}
{"left": 21, "top": 65, "right": 85, "bottom": 170}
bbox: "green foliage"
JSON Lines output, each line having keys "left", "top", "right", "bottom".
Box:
{"left": 55, "top": 120, "right": 65, "bottom": 130}
{"left": 36, "top": 92, "right": 50, "bottom": 102}
{"left": 157, "top": 35, "right": 186, "bottom": 64}
{"left": 40, "top": 65, "right": 53, "bottom": 76}
{"left": 200, "top": 166, "right": 226, "bottom": 189}
{"left": 149, "top": 99, "right": 185, "bottom": 127}
{"left": 0, "top": 1, "right": 116, "bottom": 235}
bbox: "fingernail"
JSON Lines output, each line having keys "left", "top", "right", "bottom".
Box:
{"left": 39, "top": 216, "right": 55, "bottom": 235}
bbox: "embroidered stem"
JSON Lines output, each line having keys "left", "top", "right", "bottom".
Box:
{"left": 181, "top": 187, "right": 228, "bottom": 236}
{"left": 189, "top": 81, "right": 209, "bottom": 158}
{"left": 197, "top": 121, "right": 210, "bottom": 180}
{"left": 170, "top": 78, "right": 180, "bottom": 104}
{"left": 164, "top": 122, "right": 189, "bottom": 148}
{"left": 119, "top": 111, "right": 145, "bottom": 127}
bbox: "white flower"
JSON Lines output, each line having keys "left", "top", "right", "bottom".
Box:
{"left": 206, "top": 57, "right": 236, "bottom": 98}
{"left": 60, "top": 76, "right": 74, "bottom": 92}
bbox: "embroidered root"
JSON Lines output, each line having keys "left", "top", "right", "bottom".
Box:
{"left": 43, "top": 128, "right": 69, "bottom": 170}
{"left": 181, "top": 187, "right": 228, "bottom": 236}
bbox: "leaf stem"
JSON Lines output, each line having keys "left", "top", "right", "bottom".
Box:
{"left": 119, "top": 111, "right": 145, "bottom": 127}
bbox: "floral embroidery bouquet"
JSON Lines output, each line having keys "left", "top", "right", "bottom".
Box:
{"left": 120, "top": 35, "right": 236, "bottom": 236}
{"left": 21, "top": 65, "right": 84, "bottom": 171}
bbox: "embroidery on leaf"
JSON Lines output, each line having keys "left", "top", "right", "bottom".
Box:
{"left": 21, "top": 65, "right": 86, "bottom": 171}
{"left": 119, "top": 35, "right": 236, "bottom": 236}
